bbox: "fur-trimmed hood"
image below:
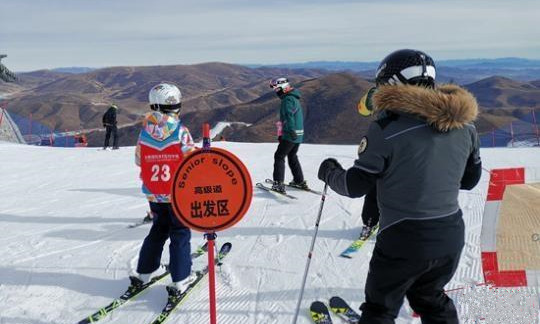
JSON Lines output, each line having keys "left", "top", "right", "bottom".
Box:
{"left": 372, "top": 84, "right": 479, "bottom": 132}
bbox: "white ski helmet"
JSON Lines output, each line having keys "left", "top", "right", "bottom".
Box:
{"left": 148, "top": 83, "right": 182, "bottom": 113}
{"left": 270, "top": 77, "right": 292, "bottom": 93}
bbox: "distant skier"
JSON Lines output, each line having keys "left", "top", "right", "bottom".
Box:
{"left": 131, "top": 83, "right": 196, "bottom": 298}
{"left": 269, "top": 77, "right": 308, "bottom": 193}
{"left": 318, "top": 49, "right": 482, "bottom": 324}
{"left": 102, "top": 104, "right": 119, "bottom": 149}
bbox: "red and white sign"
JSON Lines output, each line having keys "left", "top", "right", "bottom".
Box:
{"left": 171, "top": 147, "right": 252, "bottom": 232}
{"left": 480, "top": 167, "right": 539, "bottom": 287}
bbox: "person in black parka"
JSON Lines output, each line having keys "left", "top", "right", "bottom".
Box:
{"left": 102, "top": 104, "right": 119, "bottom": 149}
{"left": 318, "top": 49, "right": 482, "bottom": 324}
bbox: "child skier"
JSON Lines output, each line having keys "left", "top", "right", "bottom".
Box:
{"left": 130, "top": 83, "right": 196, "bottom": 298}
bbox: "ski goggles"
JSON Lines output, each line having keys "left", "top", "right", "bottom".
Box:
{"left": 270, "top": 77, "right": 288, "bottom": 89}
{"left": 357, "top": 87, "right": 377, "bottom": 117}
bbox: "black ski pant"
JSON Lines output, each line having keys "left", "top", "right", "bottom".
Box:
{"left": 137, "top": 202, "right": 192, "bottom": 282}
{"left": 361, "top": 187, "right": 380, "bottom": 227}
{"left": 273, "top": 139, "right": 304, "bottom": 183}
{"left": 359, "top": 247, "right": 461, "bottom": 324}
{"left": 103, "top": 125, "right": 118, "bottom": 148}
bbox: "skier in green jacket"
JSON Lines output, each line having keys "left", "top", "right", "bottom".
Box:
{"left": 269, "top": 77, "right": 308, "bottom": 194}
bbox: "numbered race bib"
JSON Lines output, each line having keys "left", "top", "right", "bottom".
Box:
{"left": 140, "top": 143, "right": 183, "bottom": 195}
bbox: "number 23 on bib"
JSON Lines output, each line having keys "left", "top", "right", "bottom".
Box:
{"left": 140, "top": 143, "right": 183, "bottom": 195}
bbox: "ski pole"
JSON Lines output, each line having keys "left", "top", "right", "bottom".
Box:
{"left": 292, "top": 183, "right": 329, "bottom": 324}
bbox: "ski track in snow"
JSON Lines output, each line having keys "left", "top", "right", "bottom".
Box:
{"left": 0, "top": 142, "right": 539, "bottom": 324}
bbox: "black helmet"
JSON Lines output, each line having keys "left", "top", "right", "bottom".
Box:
{"left": 375, "top": 49, "right": 436, "bottom": 87}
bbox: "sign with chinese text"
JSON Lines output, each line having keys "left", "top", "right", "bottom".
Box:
{"left": 171, "top": 147, "right": 252, "bottom": 232}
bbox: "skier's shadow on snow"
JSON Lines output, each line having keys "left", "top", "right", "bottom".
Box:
{"left": 0, "top": 266, "right": 128, "bottom": 298}
{"left": 157, "top": 287, "right": 368, "bottom": 320}
{"left": 221, "top": 226, "right": 362, "bottom": 240}
{"left": 0, "top": 213, "right": 134, "bottom": 225}
{"left": 253, "top": 191, "right": 295, "bottom": 203}
{"left": 44, "top": 226, "right": 144, "bottom": 241}
{"left": 69, "top": 187, "right": 143, "bottom": 198}
{"left": 218, "top": 287, "right": 364, "bottom": 303}
{"left": 0, "top": 317, "right": 51, "bottom": 324}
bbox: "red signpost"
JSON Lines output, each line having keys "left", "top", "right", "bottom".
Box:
{"left": 171, "top": 123, "right": 252, "bottom": 324}
{"left": 203, "top": 122, "right": 217, "bottom": 324}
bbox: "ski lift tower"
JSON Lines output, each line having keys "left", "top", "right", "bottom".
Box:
{"left": 0, "top": 55, "right": 17, "bottom": 82}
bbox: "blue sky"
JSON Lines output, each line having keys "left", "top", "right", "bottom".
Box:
{"left": 2, "top": 0, "right": 539, "bottom": 71}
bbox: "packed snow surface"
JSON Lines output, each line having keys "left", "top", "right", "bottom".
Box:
{"left": 0, "top": 142, "right": 539, "bottom": 324}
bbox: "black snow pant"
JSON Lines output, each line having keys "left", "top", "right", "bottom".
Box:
{"left": 358, "top": 247, "right": 461, "bottom": 324}
{"left": 273, "top": 139, "right": 304, "bottom": 183}
{"left": 137, "top": 202, "right": 192, "bottom": 282}
{"left": 361, "top": 187, "right": 380, "bottom": 227}
{"left": 103, "top": 125, "right": 118, "bottom": 148}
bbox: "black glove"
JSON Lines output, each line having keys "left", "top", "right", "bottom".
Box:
{"left": 318, "top": 158, "right": 342, "bottom": 183}
{"left": 289, "top": 131, "right": 297, "bottom": 140}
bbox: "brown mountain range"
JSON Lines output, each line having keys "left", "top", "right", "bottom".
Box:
{"left": 184, "top": 73, "right": 540, "bottom": 143}
{"left": 2, "top": 63, "right": 539, "bottom": 146}
{"left": 1, "top": 63, "right": 324, "bottom": 132}
{"left": 464, "top": 76, "right": 540, "bottom": 132}
{"left": 88, "top": 73, "right": 540, "bottom": 147}
{"left": 83, "top": 72, "right": 375, "bottom": 146}
{"left": 204, "top": 73, "right": 376, "bottom": 144}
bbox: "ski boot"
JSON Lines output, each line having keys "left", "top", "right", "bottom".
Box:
{"left": 129, "top": 264, "right": 167, "bottom": 287}
{"left": 289, "top": 180, "right": 309, "bottom": 190}
{"left": 271, "top": 181, "right": 286, "bottom": 194}
{"left": 143, "top": 211, "right": 154, "bottom": 223}
{"left": 127, "top": 275, "right": 145, "bottom": 292}
{"left": 166, "top": 273, "right": 197, "bottom": 298}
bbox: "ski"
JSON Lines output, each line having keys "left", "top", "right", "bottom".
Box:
{"left": 256, "top": 183, "right": 298, "bottom": 199}
{"left": 339, "top": 225, "right": 379, "bottom": 258}
{"left": 310, "top": 301, "right": 333, "bottom": 324}
{"left": 77, "top": 242, "right": 208, "bottom": 324}
{"left": 265, "top": 179, "right": 322, "bottom": 195}
{"left": 128, "top": 211, "right": 154, "bottom": 228}
{"left": 329, "top": 296, "right": 361, "bottom": 323}
{"left": 149, "top": 242, "right": 232, "bottom": 324}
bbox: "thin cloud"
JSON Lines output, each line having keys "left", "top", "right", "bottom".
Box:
{"left": 2, "top": 0, "right": 539, "bottom": 71}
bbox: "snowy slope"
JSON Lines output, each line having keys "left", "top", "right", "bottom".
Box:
{"left": 0, "top": 142, "right": 539, "bottom": 324}
{"left": 210, "top": 122, "right": 251, "bottom": 140}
